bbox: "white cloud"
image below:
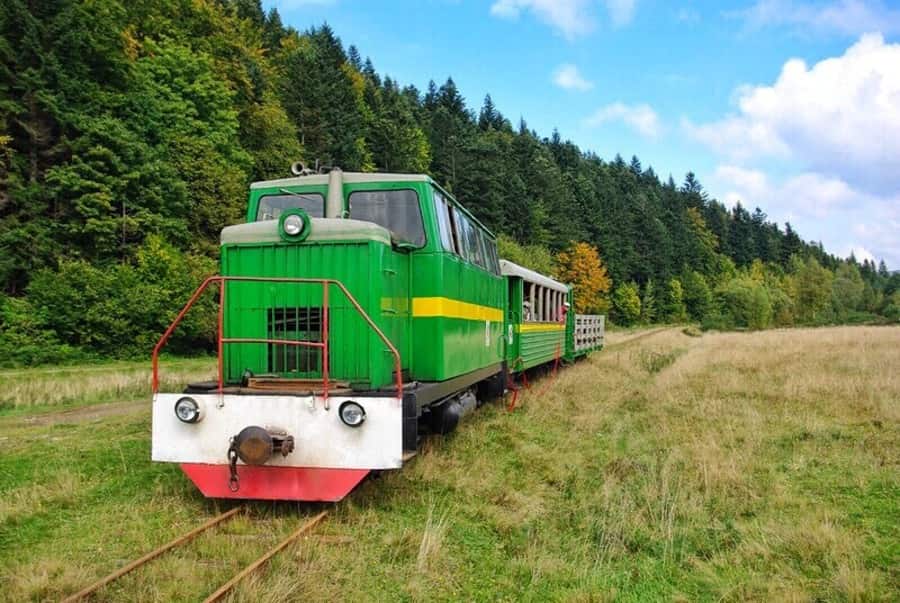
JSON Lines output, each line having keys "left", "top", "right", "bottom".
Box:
{"left": 686, "top": 33, "right": 900, "bottom": 196}
{"left": 553, "top": 64, "right": 594, "bottom": 91}
{"left": 846, "top": 245, "right": 876, "bottom": 263}
{"left": 490, "top": 0, "right": 638, "bottom": 37}
{"left": 713, "top": 165, "right": 865, "bottom": 217}
{"left": 711, "top": 164, "right": 900, "bottom": 266}
{"left": 605, "top": 0, "right": 637, "bottom": 27}
{"left": 586, "top": 102, "right": 661, "bottom": 138}
{"left": 733, "top": 0, "right": 900, "bottom": 36}
{"left": 490, "top": 0, "right": 594, "bottom": 39}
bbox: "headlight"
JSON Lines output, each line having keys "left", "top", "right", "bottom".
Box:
{"left": 278, "top": 209, "right": 310, "bottom": 241}
{"left": 174, "top": 396, "right": 203, "bottom": 423}
{"left": 339, "top": 401, "right": 366, "bottom": 427}
{"left": 283, "top": 214, "right": 303, "bottom": 236}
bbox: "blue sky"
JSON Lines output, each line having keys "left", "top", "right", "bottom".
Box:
{"left": 266, "top": 0, "right": 900, "bottom": 268}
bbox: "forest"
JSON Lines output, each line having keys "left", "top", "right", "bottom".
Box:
{"left": 1, "top": 0, "right": 897, "bottom": 366}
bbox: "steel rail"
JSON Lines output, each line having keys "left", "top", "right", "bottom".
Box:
{"left": 61, "top": 507, "right": 243, "bottom": 602}
{"left": 202, "top": 511, "right": 328, "bottom": 603}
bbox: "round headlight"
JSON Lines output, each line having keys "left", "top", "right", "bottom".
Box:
{"left": 339, "top": 401, "right": 366, "bottom": 427}
{"left": 174, "top": 396, "right": 202, "bottom": 423}
{"left": 283, "top": 214, "right": 303, "bottom": 236}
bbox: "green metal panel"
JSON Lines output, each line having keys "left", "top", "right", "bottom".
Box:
{"left": 409, "top": 252, "right": 505, "bottom": 381}
{"left": 518, "top": 328, "right": 566, "bottom": 369}
{"left": 220, "top": 239, "right": 407, "bottom": 390}
{"left": 229, "top": 174, "right": 510, "bottom": 391}
{"left": 504, "top": 275, "right": 571, "bottom": 370}
{"left": 505, "top": 276, "right": 522, "bottom": 365}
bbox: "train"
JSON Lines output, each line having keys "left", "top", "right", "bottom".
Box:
{"left": 151, "top": 167, "right": 605, "bottom": 501}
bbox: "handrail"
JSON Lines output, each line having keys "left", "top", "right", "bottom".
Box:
{"left": 151, "top": 276, "right": 403, "bottom": 401}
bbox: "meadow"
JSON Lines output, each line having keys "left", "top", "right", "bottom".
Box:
{"left": 0, "top": 326, "right": 896, "bottom": 601}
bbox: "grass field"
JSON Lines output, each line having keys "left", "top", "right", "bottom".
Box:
{"left": 0, "top": 326, "right": 897, "bottom": 601}
{"left": 0, "top": 357, "right": 215, "bottom": 415}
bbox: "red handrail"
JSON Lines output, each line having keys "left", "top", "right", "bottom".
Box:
{"left": 151, "top": 276, "right": 403, "bottom": 401}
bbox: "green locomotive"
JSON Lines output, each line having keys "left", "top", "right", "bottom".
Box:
{"left": 151, "top": 168, "right": 604, "bottom": 501}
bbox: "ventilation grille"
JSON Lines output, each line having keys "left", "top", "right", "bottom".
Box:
{"left": 267, "top": 307, "right": 322, "bottom": 374}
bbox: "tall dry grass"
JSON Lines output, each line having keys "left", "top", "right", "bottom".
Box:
{"left": 0, "top": 357, "right": 215, "bottom": 410}
{"left": 3, "top": 326, "right": 896, "bottom": 601}
{"left": 285, "top": 325, "right": 899, "bottom": 600}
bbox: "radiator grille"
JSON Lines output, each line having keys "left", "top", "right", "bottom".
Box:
{"left": 267, "top": 307, "right": 322, "bottom": 374}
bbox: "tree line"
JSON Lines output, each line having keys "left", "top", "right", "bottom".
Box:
{"left": 0, "top": 0, "right": 897, "bottom": 366}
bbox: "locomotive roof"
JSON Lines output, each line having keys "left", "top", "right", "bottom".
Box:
{"left": 250, "top": 172, "right": 432, "bottom": 189}
{"left": 499, "top": 259, "right": 569, "bottom": 293}
{"left": 249, "top": 171, "right": 496, "bottom": 239}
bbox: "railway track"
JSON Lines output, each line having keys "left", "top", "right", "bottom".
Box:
{"left": 61, "top": 508, "right": 328, "bottom": 602}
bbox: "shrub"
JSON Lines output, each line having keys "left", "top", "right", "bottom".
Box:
{"left": 681, "top": 270, "right": 712, "bottom": 321}
{"left": 612, "top": 282, "right": 641, "bottom": 326}
{"left": 714, "top": 277, "right": 772, "bottom": 330}
{"left": 0, "top": 295, "right": 86, "bottom": 366}
{"left": 24, "top": 236, "right": 216, "bottom": 359}
{"left": 662, "top": 278, "right": 688, "bottom": 323}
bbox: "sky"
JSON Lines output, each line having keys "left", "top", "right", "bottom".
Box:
{"left": 264, "top": 0, "right": 900, "bottom": 268}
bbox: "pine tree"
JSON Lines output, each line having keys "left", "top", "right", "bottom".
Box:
{"left": 347, "top": 44, "right": 362, "bottom": 70}
{"left": 629, "top": 155, "right": 642, "bottom": 176}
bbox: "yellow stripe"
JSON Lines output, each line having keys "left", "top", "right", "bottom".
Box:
{"left": 412, "top": 297, "right": 504, "bottom": 322}
{"left": 517, "top": 323, "right": 566, "bottom": 333}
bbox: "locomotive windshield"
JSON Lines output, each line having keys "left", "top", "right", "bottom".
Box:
{"left": 257, "top": 193, "right": 325, "bottom": 221}
{"left": 349, "top": 189, "right": 425, "bottom": 247}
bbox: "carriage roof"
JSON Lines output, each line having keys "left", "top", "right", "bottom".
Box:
{"left": 499, "top": 260, "right": 569, "bottom": 293}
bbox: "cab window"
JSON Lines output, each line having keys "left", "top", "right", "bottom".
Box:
{"left": 484, "top": 237, "right": 501, "bottom": 275}
{"left": 452, "top": 206, "right": 470, "bottom": 260}
{"left": 471, "top": 228, "right": 488, "bottom": 270}
{"left": 434, "top": 190, "right": 457, "bottom": 253}
{"left": 257, "top": 193, "right": 325, "bottom": 221}
{"left": 349, "top": 190, "right": 426, "bottom": 247}
{"left": 456, "top": 211, "right": 484, "bottom": 268}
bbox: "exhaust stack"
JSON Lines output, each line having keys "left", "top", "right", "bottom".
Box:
{"left": 326, "top": 168, "right": 344, "bottom": 218}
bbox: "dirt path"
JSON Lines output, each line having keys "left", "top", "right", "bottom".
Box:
{"left": 0, "top": 399, "right": 147, "bottom": 428}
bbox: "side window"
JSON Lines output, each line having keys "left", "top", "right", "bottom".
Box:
{"left": 484, "top": 236, "right": 500, "bottom": 275}
{"left": 434, "top": 190, "right": 456, "bottom": 254}
{"left": 469, "top": 227, "right": 485, "bottom": 269}
{"left": 256, "top": 193, "right": 325, "bottom": 221}
{"left": 349, "top": 189, "right": 426, "bottom": 247}
{"left": 483, "top": 233, "right": 494, "bottom": 272}
{"left": 453, "top": 207, "right": 471, "bottom": 261}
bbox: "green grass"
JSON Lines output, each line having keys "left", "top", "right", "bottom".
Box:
{"left": 0, "top": 326, "right": 897, "bottom": 601}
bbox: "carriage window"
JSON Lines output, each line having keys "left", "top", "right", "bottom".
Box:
{"left": 434, "top": 190, "right": 457, "bottom": 254}
{"left": 256, "top": 193, "right": 325, "bottom": 221}
{"left": 349, "top": 190, "right": 426, "bottom": 247}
